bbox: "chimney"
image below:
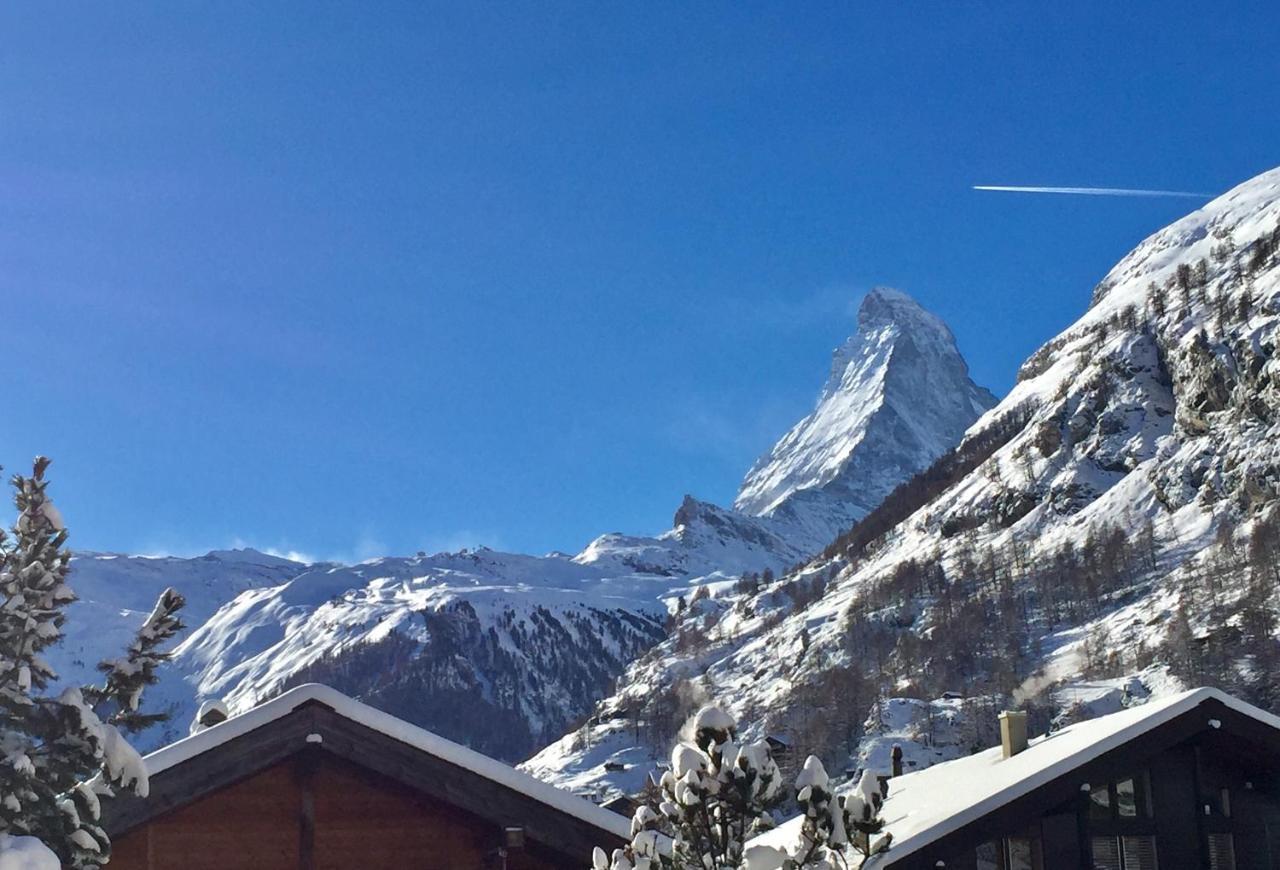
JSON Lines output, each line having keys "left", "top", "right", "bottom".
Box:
{"left": 191, "top": 698, "right": 230, "bottom": 735}
{"left": 891, "top": 744, "right": 903, "bottom": 778}
{"left": 999, "top": 710, "right": 1028, "bottom": 758}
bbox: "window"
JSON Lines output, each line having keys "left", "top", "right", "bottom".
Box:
{"left": 972, "top": 835, "right": 1044, "bottom": 870}
{"left": 1089, "top": 772, "right": 1152, "bottom": 822}
{"left": 1116, "top": 778, "right": 1137, "bottom": 817}
{"left": 976, "top": 841, "right": 1000, "bottom": 870}
{"left": 1206, "top": 833, "right": 1235, "bottom": 870}
{"left": 1092, "top": 837, "right": 1121, "bottom": 870}
{"left": 1090, "top": 784, "right": 1112, "bottom": 820}
{"left": 1006, "top": 837, "right": 1039, "bottom": 870}
{"left": 1092, "top": 835, "right": 1158, "bottom": 870}
{"left": 1121, "top": 835, "right": 1158, "bottom": 870}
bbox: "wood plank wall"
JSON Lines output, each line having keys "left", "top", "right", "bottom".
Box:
{"left": 109, "top": 754, "right": 572, "bottom": 870}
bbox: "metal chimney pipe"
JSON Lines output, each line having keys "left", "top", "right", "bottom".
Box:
{"left": 891, "top": 744, "right": 903, "bottom": 777}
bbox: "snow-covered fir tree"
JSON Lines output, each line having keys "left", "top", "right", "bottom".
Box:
{"left": 591, "top": 705, "right": 888, "bottom": 870}
{"left": 783, "top": 757, "right": 890, "bottom": 869}
{"left": 0, "top": 458, "right": 185, "bottom": 868}
{"left": 591, "top": 704, "right": 782, "bottom": 870}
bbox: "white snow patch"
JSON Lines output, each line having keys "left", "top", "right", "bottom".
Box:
{"left": 0, "top": 836, "right": 59, "bottom": 870}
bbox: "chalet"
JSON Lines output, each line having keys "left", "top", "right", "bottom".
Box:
{"left": 765, "top": 734, "right": 792, "bottom": 757}
{"left": 754, "top": 687, "right": 1280, "bottom": 870}
{"left": 600, "top": 794, "right": 641, "bottom": 818}
{"left": 101, "top": 684, "right": 629, "bottom": 870}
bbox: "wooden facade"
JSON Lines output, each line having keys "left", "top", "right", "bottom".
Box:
{"left": 884, "top": 695, "right": 1280, "bottom": 870}
{"left": 101, "top": 694, "right": 628, "bottom": 870}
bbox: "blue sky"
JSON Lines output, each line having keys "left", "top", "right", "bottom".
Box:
{"left": 3, "top": 3, "right": 1278, "bottom": 560}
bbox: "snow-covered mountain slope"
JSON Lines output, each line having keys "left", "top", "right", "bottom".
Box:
{"left": 735, "top": 288, "right": 997, "bottom": 548}
{"left": 524, "top": 165, "right": 1280, "bottom": 802}
{"left": 573, "top": 290, "right": 996, "bottom": 567}
{"left": 573, "top": 497, "right": 812, "bottom": 579}
{"left": 49, "top": 549, "right": 310, "bottom": 692}
{"left": 135, "top": 521, "right": 821, "bottom": 758}
{"left": 141, "top": 550, "right": 668, "bottom": 757}
{"left": 59, "top": 291, "right": 993, "bottom": 763}
{"left": 138, "top": 290, "right": 992, "bottom": 760}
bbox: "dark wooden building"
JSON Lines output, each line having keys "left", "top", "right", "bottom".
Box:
{"left": 754, "top": 688, "right": 1280, "bottom": 869}
{"left": 101, "top": 684, "right": 629, "bottom": 870}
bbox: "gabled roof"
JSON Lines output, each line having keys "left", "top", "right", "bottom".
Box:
{"left": 752, "top": 687, "right": 1280, "bottom": 868}
{"left": 104, "top": 683, "right": 630, "bottom": 852}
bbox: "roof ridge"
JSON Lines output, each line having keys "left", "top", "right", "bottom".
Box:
{"left": 142, "top": 682, "right": 631, "bottom": 840}
{"left": 750, "top": 686, "right": 1280, "bottom": 868}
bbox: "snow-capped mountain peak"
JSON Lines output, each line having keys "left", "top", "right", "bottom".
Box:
{"left": 58, "top": 289, "right": 997, "bottom": 769}
{"left": 527, "top": 164, "right": 1280, "bottom": 805}
{"left": 824, "top": 286, "right": 956, "bottom": 401}
{"left": 735, "top": 287, "right": 997, "bottom": 525}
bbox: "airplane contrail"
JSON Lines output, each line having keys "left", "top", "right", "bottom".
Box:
{"left": 974, "top": 185, "right": 1211, "bottom": 199}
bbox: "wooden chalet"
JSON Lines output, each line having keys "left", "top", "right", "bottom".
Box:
{"left": 101, "top": 684, "right": 630, "bottom": 870}
{"left": 753, "top": 687, "right": 1280, "bottom": 870}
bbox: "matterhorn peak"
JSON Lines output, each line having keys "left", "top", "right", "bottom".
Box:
{"left": 857, "top": 285, "right": 950, "bottom": 332}
{"left": 735, "top": 288, "right": 996, "bottom": 530}
{"left": 816, "top": 287, "right": 960, "bottom": 405}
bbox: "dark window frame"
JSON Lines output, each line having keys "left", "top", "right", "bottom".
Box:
{"left": 1089, "top": 834, "right": 1159, "bottom": 870}
{"left": 1002, "top": 833, "right": 1043, "bottom": 870}
{"left": 1205, "top": 831, "right": 1236, "bottom": 870}
{"left": 1088, "top": 771, "right": 1157, "bottom": 838}
{"left": 973, "top": 826, "right": 1045, "bottom": 870}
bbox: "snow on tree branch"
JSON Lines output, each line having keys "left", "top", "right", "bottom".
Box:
{"left": 0, "top": 458, "right": 186, "bottom": 868}
{"left": 589, "top": 706, "right": 889, "bottom": 869}
{"left": 85, "top": 587, "right": 185, "bottom": 734}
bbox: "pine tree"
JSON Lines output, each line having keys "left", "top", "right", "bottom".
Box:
{"left": 1192, "top": 258, "right": 1209, "bottom": 289}
{"left": 1175, "top": 263, "right": 1193, "bottom": 292}
{"left": 594, "top": 705, "right": 783, "bottom": 869}
{"left": 1162, "top": 601, "right": 1201, "bottom": 686}
{"left": 0, "top": 458, "right": 185, "bottom": 868}
{"left": 784, "top": 757, "right": 890, "bottom": 870}
{"left": 1238, "top": 574, "right": 1279, "bottom": 708}
{"left": 1248, "top": 510, "right": 1280, "bottom": 591}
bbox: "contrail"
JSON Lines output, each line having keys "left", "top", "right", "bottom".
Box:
{"left": 974, "top": 185, "right": 1211, "bottom": 199}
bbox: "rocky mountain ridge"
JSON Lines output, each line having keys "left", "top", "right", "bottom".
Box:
{"left": 522, "top": 165, "right": 1280, "bottom": 801}
{"left": 735, "top": 287, "right": 997, "bottom": 549}
{"left": 60, "top": 289, "right": 994, "bottom": 760}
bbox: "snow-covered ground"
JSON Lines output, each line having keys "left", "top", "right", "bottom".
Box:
{"left": 0, "top": 835, "right": 60, "bottom": 870}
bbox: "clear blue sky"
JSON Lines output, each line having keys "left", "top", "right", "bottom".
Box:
{"left": 3, "top": 3, "right": 1278, "bottom": 560}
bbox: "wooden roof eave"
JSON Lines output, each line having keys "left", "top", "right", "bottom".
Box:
{"left": 101, "top": 699, "right": 627, "bottom": 862}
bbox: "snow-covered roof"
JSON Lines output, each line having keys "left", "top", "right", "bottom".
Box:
{"left": 141, "top": 682, "right": 631, "bottom": 840}
{"left": 754, "top": 687, "right": 1280, "bottom": 866}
